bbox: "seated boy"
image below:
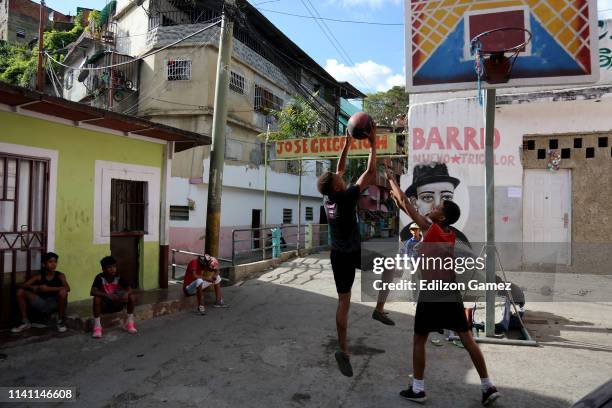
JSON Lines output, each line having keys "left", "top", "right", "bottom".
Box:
{"left": 12, "top": 252, "right": 70, "bottom": 333}
{"left": 90, "top": 256, "right": 137, "bottom": 338}
{"left": 183, "top": 254, "right": 227, "bottom": 314}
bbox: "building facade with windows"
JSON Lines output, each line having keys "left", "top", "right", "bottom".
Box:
{"left": 0, "top": 82, "right": 209, "bottom": 327}
{"left": 60, "top": 0, "right": 365, "bottom": 261}
{"left": 0, "top": 0, "right": 73, "bottom": 44}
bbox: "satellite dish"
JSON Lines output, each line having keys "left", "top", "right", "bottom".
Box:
{"left": 136, "top": 0, "right": 145, "bottom": 6}
{"left": 77, "top": 69, "right": 89, "bottom": 82}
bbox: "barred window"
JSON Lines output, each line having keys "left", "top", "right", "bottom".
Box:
{"left": 170, "top": 205, "right": 189, "bottom": 221}
{"left": 283, "top": 208, "right": 292, "bottom": 224}
{"left": 230, "top": 71, "right": 245, "bottom": 94}
{"left": 316, "top": 161, "right": 324, "bottom": 177}
{"left": 286, "top": 160, "right": 300, "bottom": 175}
{"left": 305, "top": 207, "right": 313, "bottom": 221}
{"left": 254, "top": 84, "right": 283, "bottom": 113}
{"left": 166, "top": 58, "right": 191, "bottom": 81}
{"left": 16, "top": 28, "right": 25, "bottom": 39}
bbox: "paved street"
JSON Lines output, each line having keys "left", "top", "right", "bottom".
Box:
{"left": 1, "top": 252, "right": 612, "bottom": 407}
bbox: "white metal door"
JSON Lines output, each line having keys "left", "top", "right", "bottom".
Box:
{"left": 523, "top": 169, "right": 571, "bottom": 265}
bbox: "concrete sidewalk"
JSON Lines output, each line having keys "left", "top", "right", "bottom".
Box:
{"left": 1, "top": 252, "right": 611, "bottom": 407}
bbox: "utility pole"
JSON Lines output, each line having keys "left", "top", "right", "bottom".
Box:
{"left": 204, "top": 0, "right": 236, "bottom": 257}
{"left": 36, "top": 0, "right": 46, "bottom": 92}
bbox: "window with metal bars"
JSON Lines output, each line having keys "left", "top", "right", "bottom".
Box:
{"left": 230, "top": 71, "right": 246, "bottom": 95}
{"left": 254, "top": 84, "right": 283, "bottom": 113}
{"left": 169, "top": 205, "right": 189, "bottom": 221}
{"left": 111, "top": 179, "right": 148, "bottom": 233}
{"left": 166, "top": 58, "right": 192, "bottom": 81}
{"left": 305, "top": 207, "right": 313, "bottom": 221}
{"left": 316, "top": 162, "right": 324, "bottom": 177}
{"left": 282, "top": 208, "right": 292, "bottom": 224}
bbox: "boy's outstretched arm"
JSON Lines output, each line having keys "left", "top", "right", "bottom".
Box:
{"left": 356, "top": 123, "right": 377, "bottom": 192}
{"left": 336, "top": 131, "right": 351, "bottom": 176}
{"left": 385, "top": 167, "right": 431, "bottom": 231}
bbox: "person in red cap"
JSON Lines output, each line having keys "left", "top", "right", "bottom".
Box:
{"left": 183, "top": 254, "right": 228, "bottom": 315}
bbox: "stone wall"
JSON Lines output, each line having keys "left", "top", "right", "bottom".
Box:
{"left": 522, "top": 132, "right": 612, "bottom": 273}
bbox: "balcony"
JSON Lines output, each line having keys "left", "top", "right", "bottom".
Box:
{"left": 84, "top": 52, "right": 139, "bottom": 100}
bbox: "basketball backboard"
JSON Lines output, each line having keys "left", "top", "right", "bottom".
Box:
{"left": 405, "top": 0, "right": 599, "bottom": 93}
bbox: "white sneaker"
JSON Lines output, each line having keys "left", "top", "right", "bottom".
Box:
{"left": 11, "top": 322, "right": 31, "bottom": 333}
{"left": 198, "top": 305, "right": 206, "bottom": 315}
{"left": 56, "top": 320, "right": 67, "bottom": 333}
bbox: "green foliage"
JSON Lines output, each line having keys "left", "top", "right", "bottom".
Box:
{"left": 364, "top": 86, "right": 409, "bottom": 128}
{"left": 0, "top": 43, "right": 36, "bottom": 87}
{"left": 267, "top": 95, "right": 323, "bottom": 141}
{"left": 0, "top": 11, "right": 84, "bottom": 87}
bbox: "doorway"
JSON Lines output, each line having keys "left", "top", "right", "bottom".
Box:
{"left": 0, "top": 154, "right": 49, "bottom": 327}
{"left": 523, "top": 169, "right": 571, "bottom": 265}
{"left": 110, "top": 179, "right": 147, "bottom": 288}
{"left": 251, "top": 209, "right": 261, "bottom": 249}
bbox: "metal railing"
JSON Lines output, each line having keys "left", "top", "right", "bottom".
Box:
{"left": 170, "top": 249, "right": 232, "bottom": 280}
{"left": 231, "top": 223, "right": 330, "bottom": 266}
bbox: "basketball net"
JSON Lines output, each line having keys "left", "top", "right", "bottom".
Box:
{"left": 470, "top": 39, "right": 485, "bottom": 106}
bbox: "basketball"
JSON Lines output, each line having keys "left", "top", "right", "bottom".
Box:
{"left": 347, "top": 112, "right": 373, "bottom": 140}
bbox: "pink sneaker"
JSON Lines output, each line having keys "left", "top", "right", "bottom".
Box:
{"left": 92, "top": 326, "right": 102, "bottom": 338}
{"left": 125, "top": 321, "right": 137, "bottom": 334}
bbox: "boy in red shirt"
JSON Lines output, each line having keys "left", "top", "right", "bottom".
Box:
{"left": 386, "top": 169, "right": 500, "bottom": 406}
{"left": 90, "top": 256, "right": 137, "bottom": 339}
{"left": 183, "top": 254, "right": 227, "bottom": 314}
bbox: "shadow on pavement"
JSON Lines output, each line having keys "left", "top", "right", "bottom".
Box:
{"left": 0, "top": 260, "right": 587, "bottom": 408}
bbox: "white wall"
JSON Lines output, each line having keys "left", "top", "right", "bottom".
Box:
{"left": 169, "top": 163, "right": 325, "bottom": 229}
{"left": 403, "top": 94, "right": 612, "bottom": 243}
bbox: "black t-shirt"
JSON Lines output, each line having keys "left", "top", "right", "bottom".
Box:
{"left": 37, "top": 270, "right": 64, "bottom": 299}
{"left": 325, "top": 184, "right": 361, "bottom": 253}
{"left": 91, "top": 273, "right": 130, "bottom": 295}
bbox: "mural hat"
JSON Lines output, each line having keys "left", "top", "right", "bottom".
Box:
{"left": 405, "top": 162, "right": 460, "bottom": 198}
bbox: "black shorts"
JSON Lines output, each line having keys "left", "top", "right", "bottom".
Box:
{"left": 330, "top": 249, "right": 361, "bottom": 294}
{"left": 414, "top": 291, "right": 469, "bottom": 335}
{"left": 102, "top": 298, "right": 127, "bottom": 314}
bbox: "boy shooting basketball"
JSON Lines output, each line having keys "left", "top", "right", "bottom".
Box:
{"left": 385, "top": 168, "right": 500, "bottom": 406}
{"left": 317, "top": 122, "right": 377, "bottom": 377}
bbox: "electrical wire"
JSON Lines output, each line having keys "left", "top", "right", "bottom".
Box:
{"left": 256, "top": 7, "right": 403, "bottom": 26}
{"left": 301, "top": 0, "right": 372, "bottom": 90}
{"left": 46, "top": 18, "right": 222, "bottom": 71}
{"left": 235, "top": 17, "right": 340, "bottom": 129}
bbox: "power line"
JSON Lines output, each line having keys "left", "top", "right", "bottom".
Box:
{"left": 46, "top": 18, "right": 222, "bottom": 71}
{"left": 301, "top": 0, "right": 372, "bottom": 90}
{"left": 256, "top": 7, "right": 403, "bottom": 26}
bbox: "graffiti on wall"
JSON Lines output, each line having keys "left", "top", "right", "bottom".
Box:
{"left": 600, "top": 20, "right": 612, "bottom": 70}
{"left": 411, "top": 126, "right": 518, "bottom": 167}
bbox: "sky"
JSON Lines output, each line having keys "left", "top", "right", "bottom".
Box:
{"left": 44, "top": 0, "right": 612, "bottom": 94}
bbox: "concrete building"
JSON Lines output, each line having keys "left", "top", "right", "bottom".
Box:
{"left": 0, "top": 82, "right": 209, "bottom": 327}
{"left": 0, "top": 0, "right": 73, "bottom": 44}
{"left": 60, "top": 0, "right": 365, "bottom": 261}
{"left": 403, "top": 18, "right": 612, "bottom": 274}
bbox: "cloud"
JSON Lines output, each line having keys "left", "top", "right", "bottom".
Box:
{"left": 324, "top": 59, "right": 405, "bottom": 92}
{"left": 326, "top": 0, "right": 400, "bottom": 9}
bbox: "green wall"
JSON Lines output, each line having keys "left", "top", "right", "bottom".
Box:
{"left": 0, "top": 111, "right": 165, "bottom": 301}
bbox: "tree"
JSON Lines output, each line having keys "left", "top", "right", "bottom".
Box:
{"left": 268, "top": 95, "right": 322, "bottom": 141}
{"left": 0, "top": 12, "right": 84, "bottom": 88}
{"left": 364, "top": 85, "right": 409, "bottom": 130}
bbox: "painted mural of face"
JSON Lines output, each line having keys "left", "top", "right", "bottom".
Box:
{"left": 411, "top": 181, "right": 455, "bottom": 216}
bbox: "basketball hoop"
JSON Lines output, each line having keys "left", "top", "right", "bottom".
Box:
{"left": 470, "top": 27, "right": 532, "bottom": 104}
